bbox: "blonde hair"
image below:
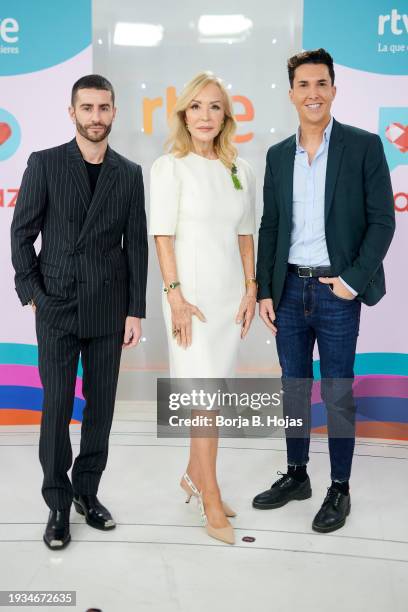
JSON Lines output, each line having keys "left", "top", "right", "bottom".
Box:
{"left": 166, "top": 71, "right": 237, "bottom": 169}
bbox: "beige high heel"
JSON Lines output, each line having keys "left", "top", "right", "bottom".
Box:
{"left": 181, "top": 473, "right": 237, "bottom": 518}
{"left": 198, "top": 493, "right": 235, "bottom": 545}
{"left": 181, "top": 474, "right": 235, "bottom": 545}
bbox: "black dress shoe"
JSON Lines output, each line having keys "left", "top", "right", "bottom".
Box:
{"left": 252, "top": 472, "right": 312, "bottom": 509}
{"left": 312, "top": 486, "right": 351, "bottom": 533}
{"left": 43, "top": 509, "right": 71, "bottom": 550}
{"left": 73, "top": 494, "right": 116, "bottom": 530}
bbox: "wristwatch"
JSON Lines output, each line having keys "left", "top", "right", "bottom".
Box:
{"left": 163, "top": 281, "right": 181, "bottom": 294}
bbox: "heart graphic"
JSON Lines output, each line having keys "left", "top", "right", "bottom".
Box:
{"left": 385, "top": 122, "right": 408, "bottom": 153}
{"left": 0, "top": 122, "right": 12, "bottom": 146}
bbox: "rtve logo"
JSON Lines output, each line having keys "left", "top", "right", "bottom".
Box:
{"left": 0, "top": 17, "right": 19, "bottom": 43}
{"left": 378, "top": 9, "right": 408, "bottom": 34}
{"left": 143, "top": 86, "right": 254, "bottom": 143}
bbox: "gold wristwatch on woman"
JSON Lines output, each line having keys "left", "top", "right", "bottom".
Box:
{"left": 163, "top": 281, "right": 181, "bottom": 294}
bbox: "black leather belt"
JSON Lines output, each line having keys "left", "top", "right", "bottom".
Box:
{"left": 288, "top": 264, "right": 333, "bottom": 278}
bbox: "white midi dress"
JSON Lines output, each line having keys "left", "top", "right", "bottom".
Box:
{"left": 149, "top": 152, "right": 256, "bottom": 378}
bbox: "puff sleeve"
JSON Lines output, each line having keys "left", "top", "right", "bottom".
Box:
{"left": 149, "top": 154, "right": 180, "bottom": 235}
{"left": 237, "top": 160, "right": 256, "bottom": 235}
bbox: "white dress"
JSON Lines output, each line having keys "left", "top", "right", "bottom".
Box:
{"left": 149, "top": 152, "right": 256, "bottom": 377}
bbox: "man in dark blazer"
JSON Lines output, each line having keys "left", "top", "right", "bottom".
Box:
{"left": 253, "top": 49, "right": 395, "bottom": 532}
{"left": 10, "top": 75, "right": 148, "bottom": 549}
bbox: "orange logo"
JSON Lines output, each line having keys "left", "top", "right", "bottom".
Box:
{"left": 143, "top": 86, "right": 254, "bottom": 143}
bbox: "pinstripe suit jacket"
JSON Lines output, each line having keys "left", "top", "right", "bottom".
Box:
{"left": 10, "top": 138, "right": 148, "bottom": 338}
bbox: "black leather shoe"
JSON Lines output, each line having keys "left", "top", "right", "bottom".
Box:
{"left": 252, "top": 472, "right": 312, "bottom": 509}
{"left": 312, "top": 486, "right": 351, "bottom": 533}
{"left": 43, "top": 509, "right": 71, "bottom": 550}
{"left": 73, "top": 494, "right": 116, "bottom": 530}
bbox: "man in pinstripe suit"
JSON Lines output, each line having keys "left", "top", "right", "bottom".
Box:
{"left": 10, "top": 75, "right": 148, "bottom": 550}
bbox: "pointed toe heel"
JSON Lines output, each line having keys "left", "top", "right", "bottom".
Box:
{"left": 206, "top": 523, "right": 235, "bottom": 545}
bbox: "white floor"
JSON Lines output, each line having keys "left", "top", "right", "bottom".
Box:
{"left": 1, "top": 404, "right": 408, "bottom": 612}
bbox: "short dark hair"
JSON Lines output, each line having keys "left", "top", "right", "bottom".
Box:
{"left": 287, "top": 48, "right": 335, "bottom": 88}
{"left": 71, "top": 74, "right": 115, "bottom": 106}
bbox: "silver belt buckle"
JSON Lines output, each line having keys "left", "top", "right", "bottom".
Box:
{"left": 298, "top": 266, "right": 312, "bottom": 278}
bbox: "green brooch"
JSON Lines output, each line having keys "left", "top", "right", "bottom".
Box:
{"left": 231, "top": 163, "right": 243, "bottom": 190}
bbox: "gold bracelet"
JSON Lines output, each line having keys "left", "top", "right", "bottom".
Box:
{"left": 245, "top": 277, "right": 257, "bottom": 287}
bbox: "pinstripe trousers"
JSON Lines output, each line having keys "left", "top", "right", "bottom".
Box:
{"left": 36, "top": 316, "right": 123, "bottom": 510}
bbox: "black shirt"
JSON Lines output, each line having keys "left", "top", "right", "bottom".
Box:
{"left": 84, "top": 160, "right": 103, "bottom": 196}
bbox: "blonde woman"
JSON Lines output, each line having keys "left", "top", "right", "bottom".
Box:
{"left": 149, "top": 72, "right": 256, "bottom": 545}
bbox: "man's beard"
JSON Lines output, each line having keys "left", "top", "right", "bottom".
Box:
{"left": 76, "top": 120, "right": 112, "bottom": 143}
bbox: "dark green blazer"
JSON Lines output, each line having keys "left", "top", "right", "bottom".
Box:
{"left": 256, "top": 118, "right": 395, "bottom": 308}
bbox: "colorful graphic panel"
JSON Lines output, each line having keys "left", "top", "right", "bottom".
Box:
{"left": 304, "top": 0, "right": 408, "bottom": 438}
{"left": 0, "top": 0, "right": 92, "bottom": 424}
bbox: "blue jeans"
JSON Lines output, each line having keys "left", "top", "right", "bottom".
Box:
{"left": 275, "top": 272, "right": 361, "bottom": 482}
